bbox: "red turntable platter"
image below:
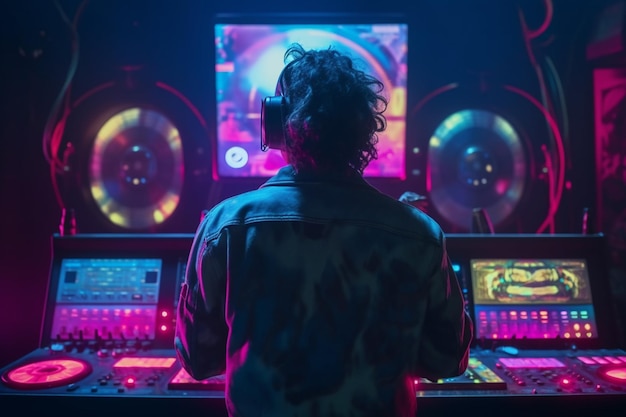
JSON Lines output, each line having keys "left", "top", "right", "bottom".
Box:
{"left": 1, "top": 358, "right": 92, "bottom": 390}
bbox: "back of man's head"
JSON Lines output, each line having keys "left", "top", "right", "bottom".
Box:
{"left": 278, "top": 43, "right": 388, "bottom": 174}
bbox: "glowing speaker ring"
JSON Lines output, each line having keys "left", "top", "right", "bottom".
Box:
{"left": 428, "top": 109, "right": 526, "bottom": 229}
{"left": 88, "top": 107, "right": 184, "bottom": 229}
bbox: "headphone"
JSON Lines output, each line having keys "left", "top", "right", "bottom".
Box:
{"left": 260, "top": 66, "right": 289, "bottom": 152}
{"left": 260, "top": 96, "right": 287, "bottom": 151}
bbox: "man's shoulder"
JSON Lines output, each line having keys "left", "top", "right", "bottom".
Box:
{"left": 200, "top": 180, "right": 445, "bottom": 246}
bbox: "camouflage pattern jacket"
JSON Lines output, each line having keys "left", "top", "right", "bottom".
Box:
{"left": 175, "top": 165, "right": 473, "bottom": 417}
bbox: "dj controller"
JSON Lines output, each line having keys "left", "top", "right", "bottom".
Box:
{"left": 1, "top": 233, "right": 625, "bottom": 417}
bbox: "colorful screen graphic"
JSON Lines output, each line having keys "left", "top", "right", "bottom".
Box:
{"left": 470, "top": 259, "right": 598, "bottom": 340}
{"left": 51, "top": 258, "right": 162, "bottom": 340}
{"left": 214, "top": 21, "right": 408, "bottom": 178}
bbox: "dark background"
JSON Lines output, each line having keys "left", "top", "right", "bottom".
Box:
{"left": 1, "top": 0, "right": 624, "bottom": 368}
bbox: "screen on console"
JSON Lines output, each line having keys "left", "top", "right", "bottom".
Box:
{"left": 214, "top": 21, "right": 408, "bottom": 178}
{"left": 51, "top": 258, "right": 162, "bottom": 341}
{"left": 470, "top": 259, "right": 598, "bottom": 341}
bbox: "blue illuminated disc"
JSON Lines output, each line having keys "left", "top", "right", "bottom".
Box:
{"left": 427, "top": 109, "right": 526, "bottom": 230}
{"left": 88, "top": 108, "right": 184, "bottom": 229}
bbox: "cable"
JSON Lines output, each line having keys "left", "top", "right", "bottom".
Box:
{"left": 525, "top": 0, "right": 554, "bottom": 40}
{"left": 543, "top": 56, "right": 570, "bottom": 147}
{"left": 42, "top": 0, "right": 90, "bottom": 209}
{"left": 517, "top": 0, "right": 567, "bottom": 233}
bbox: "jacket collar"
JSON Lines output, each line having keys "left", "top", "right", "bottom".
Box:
{"left": 260, "top": 165, "right": 373, "bottom": 190}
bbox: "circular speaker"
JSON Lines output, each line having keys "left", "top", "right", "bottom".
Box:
{"left": 88, "top": 108, "right": 184, "bottom": 229}
{"left": 55, "top": 74, "right": 213, "bottom": 232}
{"left": 409, "top": 83, "right": 559, "bottom": 233}
{"left": 428, "top": 109, "right": 527, "bottom": 230}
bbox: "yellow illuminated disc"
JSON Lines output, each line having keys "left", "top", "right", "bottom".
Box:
{"left": 88, "top": 108, "right": 184, "bottom": 229}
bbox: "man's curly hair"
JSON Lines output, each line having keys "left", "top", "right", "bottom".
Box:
{"left": 279, "top": 43, "right": 388, "bottom": 174}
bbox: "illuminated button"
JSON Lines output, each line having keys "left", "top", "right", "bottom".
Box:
{"left": 132, "top": 294, "right": 143, "bottom": 300}
{"left": 558, "top": 377, "right": 574, "bottom": 390}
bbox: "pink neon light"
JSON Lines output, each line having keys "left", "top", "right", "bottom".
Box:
{"left": 520, "top": 0, "right": 554, "bottom": 40}
{"left": 500, "top": 357, "right": 565, "bottom": 369}
{"left": 504, "top": 85, "right": 565, "bottom": 233}
{"left": 414, "top": 83, "right": 459, "bottom": 195}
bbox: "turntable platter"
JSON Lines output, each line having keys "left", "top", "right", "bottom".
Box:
{"left": 1, "top": 358, "right": 92, "bottom": 390}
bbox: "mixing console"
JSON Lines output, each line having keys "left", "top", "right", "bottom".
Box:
{"left": 1, "top": 233, "right": 625, "bottom": 417}
{"left": 2, "top": 345, "right": 626, "bottom": 396}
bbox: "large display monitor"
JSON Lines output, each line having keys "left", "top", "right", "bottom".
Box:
{"left": 213, "top": 14, "right": 409, "bottom": 178}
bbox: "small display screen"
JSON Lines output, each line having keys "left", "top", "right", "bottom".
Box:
{"left": 214, "top": 21, "right": 408, "bottom": 178}
{"left": 50, "top": 258, "right": 163, "bottom": 340}
{"left": 470, "top": 259, "right": 599, "bottom": 341}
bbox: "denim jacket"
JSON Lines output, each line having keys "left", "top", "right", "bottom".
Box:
{"left": 175, "top": 165, "right": 473, "bottom": 417}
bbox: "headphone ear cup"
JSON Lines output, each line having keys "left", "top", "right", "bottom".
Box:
{"left": 261, "top": 96, "right": 287, "bottom": 151}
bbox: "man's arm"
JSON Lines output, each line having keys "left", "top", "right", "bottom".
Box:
{"left": 174, "top": 218, "right": 228, "bottom": 380}
{"left": 414, "top": 239, "right": 473, "bottom": 381}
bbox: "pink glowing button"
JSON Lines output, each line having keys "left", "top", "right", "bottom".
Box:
{"left": 598, "top": 365, "right": 626, "bottom": 385}
{"left": 500, "top": 357, "right": 566, "bottom": 369}
{"left": 113, "top": 357, "right": 176, "bottom": 368}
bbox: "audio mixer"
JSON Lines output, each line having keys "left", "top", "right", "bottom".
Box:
{"left": 1, "top": 233, "right": 625, "bottom": 417}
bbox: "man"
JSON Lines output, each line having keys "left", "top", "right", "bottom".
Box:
{"left": 175, "top": 43, "right": 473, "bottom": 417}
